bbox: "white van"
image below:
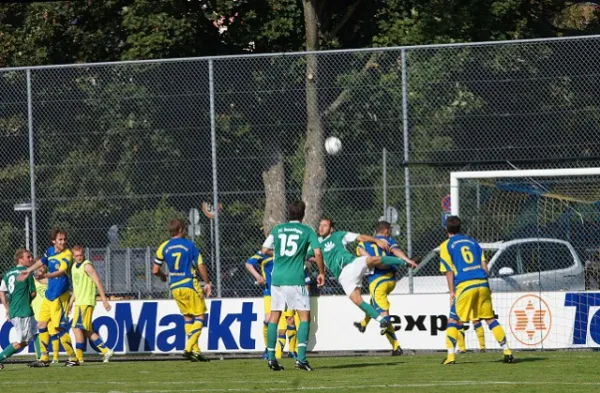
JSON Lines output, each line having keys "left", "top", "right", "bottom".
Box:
{"left": 393, "top": 238, "right": 585, "bottom": 294}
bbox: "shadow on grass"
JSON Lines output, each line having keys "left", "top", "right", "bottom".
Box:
{"left": 318, "top": 361, "right": 404, "bottom": 369}
{"left": 457, "top": 356, "right": 548, "bottom": 365}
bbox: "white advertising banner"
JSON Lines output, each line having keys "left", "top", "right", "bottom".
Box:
{"left": 0, "top": 291, "right": 598, "bottom": 355}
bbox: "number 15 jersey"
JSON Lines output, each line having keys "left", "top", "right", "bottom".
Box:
{"left": 262, "top": 221, "right": 320, "bottom": 286}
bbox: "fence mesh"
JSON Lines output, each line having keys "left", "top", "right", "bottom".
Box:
{"left": 1, "top": 36, "right": 600, "bottom": 297}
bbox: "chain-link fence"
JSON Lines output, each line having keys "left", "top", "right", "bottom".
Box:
{"left": 1, "top": 35, "right": 600, "bottom": 298}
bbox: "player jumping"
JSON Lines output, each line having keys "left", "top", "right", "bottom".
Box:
{"left": 314, "top": 217, "right": 416, "bottom": 334}
{"left": 440, "top": 216, "right": 513, "bottom": 364}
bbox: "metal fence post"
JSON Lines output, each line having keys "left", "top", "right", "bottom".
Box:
{"left": 401, "top": 48, "right": 413, "bottom": 294}
{"left": 209, "top": 59, "right": 222, "bottom": 297}
{"left": 383, "top": 147, "right": 388, "bottom": 218}
{"left": 26, "top": 69, "right": 38, "bottom": 257}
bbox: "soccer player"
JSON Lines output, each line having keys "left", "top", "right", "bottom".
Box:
{"left": 153, "top": 218, "right": 211, "bottom": 362}
{"left": 260, "top": 201, "right": 326, "bottom": 372}
{"left": 314, "top": 217, "right": 415, "bottom": 336}
{"left": 245, "top": 250, "right": 274, "bottom": 359}
{"left": 31, "top": 263, "right": 50, "bottom": 361}
{"left": 19, "top": 229, "right": 78, "bottom": 367}
{"left": 354, "top": 221, "right": 417, "bottom": 356}
{"left": 440, "top": 216, "right": 513, "bottom": 364}
{"left": 0, "top": 249, "right": 37, "bottom": 369}
{"left": 245, "top": 251, "right": 306, "bottom": 360}
{"left": 68, "top": 245, "right": 113, "bottom": 364}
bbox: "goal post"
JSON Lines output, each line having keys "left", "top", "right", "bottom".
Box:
{"left": 448, "top": 166, "right": 600, "bottom": 350}
{"left": 450, "top": 167, "right": 600, "bottom": 216}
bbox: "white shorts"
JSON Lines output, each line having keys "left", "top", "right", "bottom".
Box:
{"left": 338, "top": 257, "right": 372, "bottom": 296}
{"left": 270, "top": 285, "right": 310, "bottom": 311}
{"left": 11, "top": 316, "right": 36, "bottom": 343}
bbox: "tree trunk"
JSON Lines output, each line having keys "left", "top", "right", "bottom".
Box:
{"left": 301, "top": 0, "right": 326, "bottom": 228}
{"left": 262, "top": 142, "right": 286, "bottom": 236}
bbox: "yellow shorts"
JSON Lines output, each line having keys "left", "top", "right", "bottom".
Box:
{"left": 72, "top": 305, "right": 95, "bottom": 331}
{"left": 369, "top": 276, "right": 396, "bottom": 313}
{"left": 38, "top": 292, "right": 70, "bottom": 329}
{"left": 172, "top": 287, "right": 206, "bottom": 316}
{"left": 264, "top": 295, "right": 271, "bottom": 315}
{"left": 452, "top": 279, "right": 494, "bottom": 322}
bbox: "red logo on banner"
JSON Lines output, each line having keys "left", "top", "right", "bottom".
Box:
{"left": 509, "top": 294, "right": 552, "bottom": 346}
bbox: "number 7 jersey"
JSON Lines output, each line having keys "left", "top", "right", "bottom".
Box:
{"left": 155, "top": 237, "right": 203, "bottom": 290}
{"left": 262, "top": 221, "right": 320, "bottom": 286}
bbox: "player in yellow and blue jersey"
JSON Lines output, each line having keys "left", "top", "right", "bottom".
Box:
{"left": 353, "top": 221, "right": 417, "bottom": 356}
{"left": 19, "top": 229, "right": 78, "bottom": 367}
{"left": 153, "top": 218, "right": 211, "bottom": 362}
{"left": 245, "top": 251, "right": 274, "bottom": 359}
{"left": 440, "top": 216, "right": 513, "bottom": 365}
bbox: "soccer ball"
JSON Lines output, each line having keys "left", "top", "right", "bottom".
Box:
{"left": 325, "top": 136, "right": 342, "bottom": 155}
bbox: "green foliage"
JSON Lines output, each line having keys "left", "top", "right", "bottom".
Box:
{"left": 0, "top": 222, "right": 14, "bottom": 272}
{"left": 120, "top": 197, "right": 184, "bottom": 247}
{"left": 0, "top": 0, "right": 598, "bottom": 260}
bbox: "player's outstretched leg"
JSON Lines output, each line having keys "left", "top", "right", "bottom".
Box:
{"left": 486, "top": 319, "right": 513, "bottom": 363}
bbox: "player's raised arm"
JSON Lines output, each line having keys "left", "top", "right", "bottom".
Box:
{"left": 16, "top": 258, "right": 44, "bottom": 281}
{"left": 84, "top": 263, "right": 111, "bottom": 312}
{"left": 390, "top": 248, "right": 418, "bottom": 269}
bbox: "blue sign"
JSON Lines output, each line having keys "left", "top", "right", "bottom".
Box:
{"left": 0, "top": 300, "right": 258, "bottom": 353}
{"left": 564, "top": 293, "right": 600, "bottom": 345}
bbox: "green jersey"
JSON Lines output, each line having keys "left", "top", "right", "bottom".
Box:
{"left": 264, "top": 221, "right": 320, "bottom": 286}
{"left": 318, "top": 231, "right": 360, "bottom": 279}
{"left": 0, "top": 265, "right": 35, "bottom": 318}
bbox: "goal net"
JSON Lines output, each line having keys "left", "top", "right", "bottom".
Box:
{"left": 449, "top": 167, "right": 600, "bottom": 350}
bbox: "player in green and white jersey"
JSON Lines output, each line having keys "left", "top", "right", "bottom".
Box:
{"left": 0, "top": 249, "right": 37, "bottom": 369}
{"left": 315, "top": 217, "right": 417, "bottom": 334}
{"left": 261, "top": 201, "right": 326, "bottom": 372}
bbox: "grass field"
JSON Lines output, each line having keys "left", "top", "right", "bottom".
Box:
{"left": 1, "top": 352, "right": 599, "bottom": 393}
